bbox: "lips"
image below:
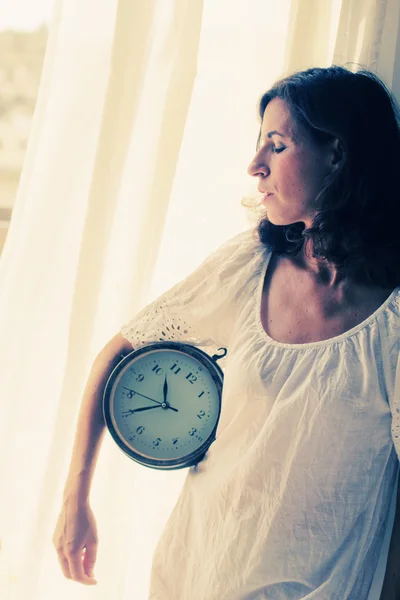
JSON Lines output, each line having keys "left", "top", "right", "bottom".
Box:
{"left": 261, "top": 192, "right": 274, "bottom": 205}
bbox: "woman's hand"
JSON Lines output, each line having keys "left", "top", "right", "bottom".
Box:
{"left": 52, "top": 495, "right": 98, "bottom": 585}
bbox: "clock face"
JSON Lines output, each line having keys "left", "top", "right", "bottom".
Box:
{"left": 107, "top": 348, "right": 221, "bottom": 465}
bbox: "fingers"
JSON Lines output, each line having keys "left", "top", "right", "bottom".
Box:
{"left": 67, "top": 543, "right": 97, "bottom": 585}
{"left": 53, "top": 540, "right": 97, "bottom": 585}
{"left": 82, "top": 542, "right": 98, "bottom": 579}
{"left": 67, "top": 547, "right": 97, "bottom": 585}
{"left": 54, "top": 544, "right": 73, "bottom": 581}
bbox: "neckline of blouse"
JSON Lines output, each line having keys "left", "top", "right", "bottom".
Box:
{"left": 254, "top": 250, "right": 400, "bottom": 350}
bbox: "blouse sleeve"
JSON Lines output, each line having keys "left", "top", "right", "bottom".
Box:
{"left": 120, "top": 227, "right": 262, "bottom": 365}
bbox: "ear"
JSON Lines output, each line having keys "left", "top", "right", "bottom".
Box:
{"left": 330, "top": 138, "right": 344, "bottom": 169}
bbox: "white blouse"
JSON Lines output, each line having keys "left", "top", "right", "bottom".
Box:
{"left": 121, "top": 227, "right": 400, "bottom": 600}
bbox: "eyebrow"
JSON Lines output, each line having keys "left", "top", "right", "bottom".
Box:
{"left": 266, "top": 130, "right": 285, "bottom": 138}
{"left": 256, "top": 130, "right": 286, "bottom": 151}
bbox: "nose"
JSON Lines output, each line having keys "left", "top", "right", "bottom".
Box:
{"left": 247, "top": 150, "right": 270, "bottom": 178}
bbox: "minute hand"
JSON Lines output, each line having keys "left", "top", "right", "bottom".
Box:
{"left": 122, "top": 386, "right": 179, "bottom": 412}
{"left": 123, "top": 386, "right": 162, "bottom": 405}
{"left": 122, "top": 405, "right": 162, "bottom": 415}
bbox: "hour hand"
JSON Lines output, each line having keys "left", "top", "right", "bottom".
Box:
{"left": 163, "top": 375, "right": 168, "bottom": 404}
{"left": 161, "top": 376, "right": 179, "bottom": 412}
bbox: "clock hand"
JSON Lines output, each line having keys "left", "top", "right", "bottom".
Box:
{"left": 122, "top": 405, "right": 163, "bottom": 415}
{"left": 161, "top": 375, "right": 178, "bottom": 412}
{"left": 123, "top": 386, "right": 162, "bottom": 406}
{"left": 123, "top": 404, "right": 179, "bottom": 415}
{"left": 163, "top": 375, "right": 169, "bottom": 405}
{"left": 122, "top": 385, "right": 179, "bottom": 413}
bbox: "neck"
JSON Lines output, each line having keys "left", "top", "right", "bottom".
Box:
{"left": 294, "top": 241, "right": 348, "bottom": 289}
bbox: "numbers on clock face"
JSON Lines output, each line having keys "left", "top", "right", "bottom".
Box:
{"left": 110, "top": 349, "right": 220, "bottom": 460}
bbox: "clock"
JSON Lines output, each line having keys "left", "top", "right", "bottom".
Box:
{"left": 102, "top": 341, "right": 227, "bottom": 470}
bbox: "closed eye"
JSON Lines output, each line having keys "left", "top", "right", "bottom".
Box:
{"left": 255, "top": 137, "right": 286, "bottom": 154}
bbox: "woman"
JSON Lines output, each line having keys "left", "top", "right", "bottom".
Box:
{"left": 53, "top": 66, "right": 400, "bottom": 599}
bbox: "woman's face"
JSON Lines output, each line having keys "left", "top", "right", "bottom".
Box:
{"left": 247, "top": 97, "right": 336, "bottom": 228}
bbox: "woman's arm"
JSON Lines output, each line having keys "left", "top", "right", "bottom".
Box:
{"left": 379, "top": 472, "right": 400, "bottom": 600}
{"left": 52, "top": 333, "right": 133, "bottom": 585}
{"left": 61, "top": 332, "right": 133, "bottom": 502}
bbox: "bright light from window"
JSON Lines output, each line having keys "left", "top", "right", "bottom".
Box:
{"left": 0, "top": 0, "right": 54, "bottom": 30}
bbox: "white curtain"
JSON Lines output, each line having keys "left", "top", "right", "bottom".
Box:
{"left": 1, "top": 1, "right": 399, "bottom": 598}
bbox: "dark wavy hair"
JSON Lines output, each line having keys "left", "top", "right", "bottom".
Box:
{"left": 243, "top": 65, "right": 400, "bottom": 288}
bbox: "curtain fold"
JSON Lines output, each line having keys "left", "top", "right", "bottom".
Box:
{"left": 0, "top": 1, "right": 205, "bottom": 599}
{"left": 1, "top": 1, "right": 400, "bottom": 598}
{"left": 333, "top": 0, "right": 386, "bottom": 68}
{"left": 283, "top": 0, "right": 341, "bottom": 72}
